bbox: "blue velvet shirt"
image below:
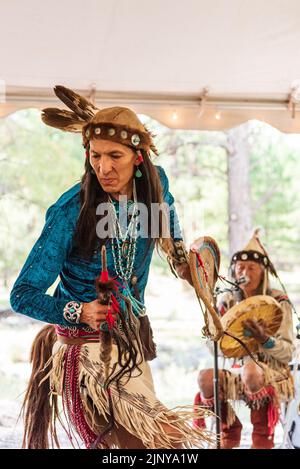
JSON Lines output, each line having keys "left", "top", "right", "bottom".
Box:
{"left": 10, "top": 166, "right": 182, "bottom": 327}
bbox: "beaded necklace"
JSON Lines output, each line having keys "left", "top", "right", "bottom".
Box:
{"left": 109, "top": 180, "right": 138, "bottom": 280}
{"left": 108, "top": 180, "right": 146, "bottom": 316}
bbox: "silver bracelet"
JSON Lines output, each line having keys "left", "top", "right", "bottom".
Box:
{"left": 63, "top": 301, "right": 83, "bottom": 324}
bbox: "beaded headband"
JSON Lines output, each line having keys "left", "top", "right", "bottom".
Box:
{"left": 230, "top": 250, "right": 270, "bottom": 268}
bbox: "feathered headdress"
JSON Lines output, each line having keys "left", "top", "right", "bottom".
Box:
{"left": 230, "top": 228, "right": 277, "bottom": 294}
{"left": 41, "top": 85, "right": 158, "bottom": 154}
{"left": 231, "top": 229, "right": 276, "bottom": 275}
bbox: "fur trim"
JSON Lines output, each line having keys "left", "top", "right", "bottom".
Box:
{"left": 22, "top": 325, "right": 61, "bottom": 448}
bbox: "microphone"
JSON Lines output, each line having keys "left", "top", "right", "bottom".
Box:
{"left": 214, "top": 275, "right": 250, "bottom": 296}
{"left": 236, "top": 276, "right": 250, "bottom": 285}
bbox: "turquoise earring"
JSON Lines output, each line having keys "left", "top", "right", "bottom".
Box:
{"left": 135, "top": 166, "right": 142, "bottom": 178}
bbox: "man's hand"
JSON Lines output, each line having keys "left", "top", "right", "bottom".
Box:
{"left": 175, "top": 262, "right": 193, "bottom": 287}
{"left": 81, "top": 300, "right": 116, "bottom": 331}
{"left": 242, "top": 318, "right": 269, "bottom": 344}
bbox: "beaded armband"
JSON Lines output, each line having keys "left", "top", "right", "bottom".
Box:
{"left": 167, "top": 240, "right": 189, "bottom": 278}
{"left": 63, "top": 301, "right": 83, "bottom": 325}
{"left": 262, "top": 336, "right": 276, "bottom": 349}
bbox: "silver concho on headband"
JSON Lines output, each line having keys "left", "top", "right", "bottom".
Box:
{"left": 131, "top": 134, "right": 140, "bottom": 146}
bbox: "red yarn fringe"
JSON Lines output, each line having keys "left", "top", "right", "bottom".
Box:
{"left": 193, "top": 392, "right": 208, "bottom": 428}
{"left": 246, "top": 384, "right": 279, "bottom": 436}
{"left": 62, "top": 345, "right": 98, "bottom": 448}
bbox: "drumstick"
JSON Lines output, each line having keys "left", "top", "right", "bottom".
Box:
{"left": 223, "top": 331, "right": 264, "bottom": 369}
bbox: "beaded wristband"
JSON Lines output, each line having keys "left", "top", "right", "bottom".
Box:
{"left": 172, "top": 240, "right": 189, "bottom": 264}
{"left": 167, "top": 240, "right": 189, "bottom": 278}
{"left": 63, "top": 301, "right": 83, "bottom": 324}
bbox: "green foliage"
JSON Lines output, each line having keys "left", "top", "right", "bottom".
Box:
{"left": 0, "top": 109, "right": 84, "bottom": 283}
{"left": 142, "top": 117, "right": 229, "bottom": 254}
{"left": 0, "top": 108, "right": 83, "bottom": 208}
{"left": 249, "top": 122, "right": 300, "bottom": 269}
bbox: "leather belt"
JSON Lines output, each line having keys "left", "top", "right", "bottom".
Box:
{"left": 56, "top": 335, "right": 100, "bottom": 345}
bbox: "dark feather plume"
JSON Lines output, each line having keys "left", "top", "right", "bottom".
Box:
{"left": 41, "top": 108, "right": 85, "bottom": 132}
{"left": 54, "top": 85, "right": 98, "bottom": 121}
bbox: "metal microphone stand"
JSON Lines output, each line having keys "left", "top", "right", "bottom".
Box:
{"left": 211, "top": 291, "right": 221, "bottom": 449}
{"left": 212, "top": 278, "right": 244, "bottom": 449}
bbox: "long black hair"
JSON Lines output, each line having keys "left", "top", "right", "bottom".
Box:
{"left": 73, "top": 148, "right": 166, "bottom": 258}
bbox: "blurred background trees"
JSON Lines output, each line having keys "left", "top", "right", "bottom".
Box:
{"left": 0, "top": 109, "right": 299, "bottom": 447}
{"left": 1, "top": 109, "right": 300, "bottom": 304}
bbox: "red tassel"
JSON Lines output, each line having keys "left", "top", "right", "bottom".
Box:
{"left": 267, "top": 400, "right": 279, "bottom": 436}
{"left": 100, "top": 271, "right": 109, "bottom": 282}
{"left": 193, "top": 392, "right": 207, "bottom": 428}
{"left": 195, "top": 252, "right": 209, "bottom": 283}
{"left": 266, "top": 386, "right": 279, "bottom": 436}
{"left": 106, "top": 306, "right": 116, "bottom": 330}
{"left": 111, "top": 294, "right": 120, "bottom": 313}
{"left": 136, "top": 150, "right": 144, "bottom": 163}
{"left": 98, "top": 244, "right": 121, "bottom": 329}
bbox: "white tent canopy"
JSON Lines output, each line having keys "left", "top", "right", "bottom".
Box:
{"left": 1, "top": 0, "right": 300, "bottom": 131}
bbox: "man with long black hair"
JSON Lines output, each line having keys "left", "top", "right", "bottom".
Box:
{"left": 10, "top": 86, "right": 210, "bottom": 449}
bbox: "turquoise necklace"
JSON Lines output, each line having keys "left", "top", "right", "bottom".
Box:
{"left": 109, "top": 180, "right": 138, "bottom": 281}
{"left": 108, "top": 181, "right": 146, "bottom": 316}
